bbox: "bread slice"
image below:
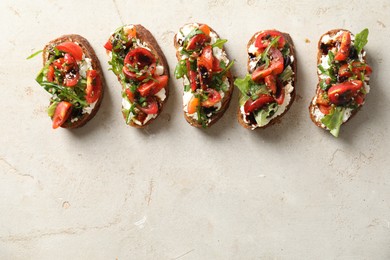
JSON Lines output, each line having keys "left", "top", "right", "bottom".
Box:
{"left": 174, "top": 23, "right": 234, "bottom": 128}
{"left": 105, "top": 24, "right": 169, "bottom": 128}
{"left": 309, "top": 29, "right": 371, "bottom": 135}
{"left": 237, "top": 30, "right": 297, "bottom": 129}
{"left": 42, "top": 34, "right": 105, "bottom": 129}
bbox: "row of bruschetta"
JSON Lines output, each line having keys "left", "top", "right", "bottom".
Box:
{"left": 31, "top": 23, "right": 372, "bottom": 137}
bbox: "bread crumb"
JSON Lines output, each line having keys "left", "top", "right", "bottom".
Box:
{"left": 305, "top": 38, "right": 311, "bottom": 43}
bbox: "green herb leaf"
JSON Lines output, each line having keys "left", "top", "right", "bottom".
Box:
{"left": 47, "top": 102, "right": 58, "bottom": 117}
{"left": 234, "top": 74, "right": 251, "bottom": 96}
{"left": 328, "top": 51, "right": 335, "bottom": 65}
{"left": 253, "top": 102, "right": 278, "bottom": 126}
{"left": 278, "top": 66, "right": 294, "bottom": 82}
{"left": 26, "top": 50, "right": 43, "bottom": 60}
{"left": 212, "top": 39, "right": 227, "bottom": 49}
{"left": 319, "top": 79, "right": 330, "bottom": 90}
{"left": 354, "top": 28, "right": 369, "bottom": 54}
{"left": 321, "top": 106, "right": 345, "bottom": 137}
{"left": 174, "top": 60, "right": 187, "bottom": 79}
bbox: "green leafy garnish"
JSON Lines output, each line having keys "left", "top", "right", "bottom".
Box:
{"left": 328, "top": 51, "right": 335, "bottom": 65}
{"left": 321, "top": 106, "right": 345, "bottom": 137}
{"left": 254, "top": 103, "right": 278, "bottom": 126}
{"left": 234, "top": 74, "right": 268, "bottom": 106}
{"left": 174, "top": 60, "right": 187, "bottom": 79}
{"left": 354, "top": 28, "right": 369, "bottom": 54}
{"left": 260, "top": 36, "right": 280, "bottom": 68}
{"left": 26, "top": 50, "right": 43, "bottom": 60}
{"left": 278, "top": 66, "right": 294, "bottom": 82}
{"left": 212, "top": 39, "right": 227, "bottom": 49}
{"left": 47, "top": 102, "right": 59, "bottom": 117}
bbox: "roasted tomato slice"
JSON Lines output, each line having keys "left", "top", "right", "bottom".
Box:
{"left": 139, "top": 97, "right": 158, "bottom": 114}
{"left": 198, "top": 45, "right": 214, "bottom": 88}
{"left": 338, "top": 61, "right": 372, "bottom": 77}
{"left": 186, "top": 33, "right": 209, "bottom": 51}
{"left": 264, "top": 74, "right": 277, "bottom": 94}
{"left": 186, "top": 60, "right": 198, "bottom": 91}
{"left": 86, "top": 70, "right": 102, "bottom": 103}
{"left": 56, "top": 42, "right": 83, "bottom": 61}
{"left": 187, "top": 96, "right": 200, "bottom": 114}
{"left": 199, "top": 24, "right": 211, "bottom": 36}
{"left": 125, "top": 88, "right": 135, "bottom": 102}
{"left": 201, "top": 88, "right": 222, "bottom": 107}
{"left": 255, "top": 31, "right": 286, "bottom": 50}
{"left": 328, "top": 80, "right": 363, "bottom": 105}
{"left": 138, "top": 75, "right": 169, "bottom": 97}
{"left": 252, "top": 47, "right": 284, "bottom": 82}
{"left": 47, "top": 65, "right": 55, "bottom": 82}
{"left": 318, "top": 104, "right": 331, "bottom": 115}
{"left": 64, "top": 70, "right": 80, "bottom": 87}
{"left": 244, "top": 94, "right": 275, "bottom": 113}
{"left": 355, "top": 92, "right": 365, "bottom": 105}
{"left": 123, "top": 47, "right": 156, "bottom": 80}
{"left": 52, "top": 101, "right": 72, "bottom": 129}
{"left": 104, "top": 38, "right": 113, "bottom": 51}
{"left": 334, "top": 31, "right": 351, "bottom": 61}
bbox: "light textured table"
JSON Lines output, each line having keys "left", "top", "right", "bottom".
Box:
{"left": 1, "top": 0, "right": 389, "bottom": 259}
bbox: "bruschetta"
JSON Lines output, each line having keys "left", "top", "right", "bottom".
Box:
{"left": 35, "top": 35, "right": 105, "bottom": 129}
{"left": 104, "top": 24, "right": 169, "bottom": 128}
{"left": 235, "top": 30, "right": 296, "bottom": 129}
{"left": 309, "top": 28, "right": 372, "bottom": 137}
{"left": 174, "top": 23, "right": 234, "bottom": 128}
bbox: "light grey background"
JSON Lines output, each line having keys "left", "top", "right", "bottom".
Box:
{"left": 0, "top": 0, "right": 389, "bottom": 259}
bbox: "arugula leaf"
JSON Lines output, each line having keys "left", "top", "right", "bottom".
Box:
{"left": 278, "top": 66, "right": 294, "bottom": 82}
{"left": 183, "top": 28, "right": 204, "bottom": 47}
{"left": 174, "top": 60, "right": 187, "bottom": 79}
{"left": 234, "top": 74, "right": 251, "bottom": 96}
{"left": 328, "top": 51, "right": 335, "bottom": 65}
{"left": 26, "top": 50, "right": 43, "bottom": 60}
{"left": 321, "top": 106, "right": 345, "bottom": 137}
{"left": 261, "top": 36, "right": 280, "bottom": 67}
{"left": 212, "top": 39, "right": 227, "bottom": 49}
{"left": 234, "top": 74, "right": 268, "bottom": 106}
{"left": 38, "top": 81, "right": 88, "bottom": 107}
{"left": 320, "top": 79, "right": 330, "bottom": 90}
{"left": 354, "top": 28, "right": 369, "bottom": 54}
{"left": 254, "top": 103, "right": 278, "bottom": 126}
{"left": 108, "top": 51, "right": 125, "bottom": 78}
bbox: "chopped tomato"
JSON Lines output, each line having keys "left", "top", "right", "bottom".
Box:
{"left": 355, "top": 92, "right": 365, "bottom": 105}
{"left": 316, "top": 92, "right": 330, "bottom": 106}
{"left": 255, "top": 30, "right": 286, "bottom": 50}
{"left": 52, "top": 101, "right": 72, "bottom": 129}
{"left": 138, "top": 75, "right": 169, "bottom": 97}
{"left": 199, "top": 24, "right": 211, "bottom": 36}
{"left": 186, "top": 34, "right": 209, "bottom": 51}
{"left": 264, "top": 74, "right": 277, "bottom": 94}
{"left": 328, "top": 80, "right": 363, "bottom": 105}
{"left": 104, "top": 38, "right": 113, "bottom": 51}
{"left": 338, "top": 61, "right": 372, "bottom": 77}
{"left": 252, "top": 47, "right": 284, "bottom": 82}
{"left": 201, "top": 88, "right": 221, "bottom": 107}
{"left": 187, "top": 97, "right": 200, "bottom": 114}
{"left": 47, "top": 65, "right": 55, "bottom": 82}
{"left": 186, "top": 60, "right": 198, "bottom": 91}
{"left": 56, "top": 42, "right": 83, "bottom": 61}
{"left": 124, "top": 26, "right": 137, "bottom": 40}
{"left": 125, "top": 88, "right": 135, "bottom": 102}
{"left": 318, "top": 104, "right": 331, "bottom": 115}
{"left": 53, "top": 58, "right": 65, "bottom": 70}
{"left": 198, "top": 45, "right": 214, "bottom": 72}
{"left": 123, "top": 47, "right": 156, "bottom": 80}
{"left": 139, "top": 97, "right": 158, "bottom": 114}
{"left": 334, "top": 32, "right": 351, "bottom": 61}
{"left": 86, "top": 70, "right": 102, "bottom": 103}
{"left": 212, "top": 58, "right": 222, "bottom": 72}
{"left": 64, "top": 71, "right": 80, "bottom": 87}
{"left": 244, "top": 95, "right": 275, "bottom": 113}
{"left": 275, "top": 88, "right": 285, "bottom": 105}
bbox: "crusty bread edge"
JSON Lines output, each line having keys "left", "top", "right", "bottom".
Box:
{"left": 237, "top": 30, "right": 297, "bottom": 130}
{"left": 42, "top": 34, "right": 105, "bottom": 129}
{"left": 174, "top": 23, "right": 234, "bottom": 128}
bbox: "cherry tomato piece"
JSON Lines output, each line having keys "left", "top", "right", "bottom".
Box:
{"left": 186, "top": 60, "right": 198, "bottom": 91}
{"left": 251, "top": 47, "right": 284, "bottom": 82}
{"left": 125, "top": 88, "right": 135, "bottom": 103}
{"left": 56, "top": 42, "right": 83, "bottom": 61}
{"left": 86, "top": 70, "right": 102, "bottom": 103}
{"left": 201, "top": 88, "right": 222, "bottom": 107}
{"left": 244, "top": 95, "right": 275, "bottom": 113}
{"left": 265, "top": 74, "right": 277, "bottom": 94}
{"left": 199, "top": 24, "right": 211, "bottom": 36}
{"left": 52, "top": 101, "right": 72, "bottom": 129}
{"left": 123, "top": 47, "right": 156, "bottom": 80}
{"left": 338, "top": 62, "right": 372, "bottom": 77}
{"left": 138, "top": 75, "right": 169, "bottom": 97}
{"left": 328, "top": 80, "right": 363, "bottom": 105}
{"left": 186, "top": 34, "right": 209, "bottom": 51}
{"left": 47, "top": 65, "right": 55, "bottom": 82}
{"left": 334, "top": 32, "right": 351, "bottom": 61}
{"left": 318, "top": 104, "right": 331, "bottom": 115}
{"left": 64, "top": 71, "right": 80, "bottom": 87}
{"left": 187, "top": 97, "right": 200, "bottom": 114}
{"left": 255, "top": 30, "right": 286, "bottom": 50}
{"left": 104, "top": 38, "right": 113, "bottom": 51}
{"left": 139, "top": 97, "right": 158, "bottom": 115}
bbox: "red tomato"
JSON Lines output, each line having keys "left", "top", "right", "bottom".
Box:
{"left": 198, "top": 45, "right": 214, "bottom": 72}
{"left": 318, "top": 104, "right": 331, "bottom": 115}
{"left": 264, "top": 74, "right": 277, "bottom": 94}
{"left": 328, "top": 80, "right": 363, "bottom": 105}
{"left": 252, "top": 47, "right": 284, "bottom": 82}
{"left": 275, "top": 88, "right": 285, "bottom": 105}
{"left": 186, "top": 34, "right": 209, "bottom": 51}
{"left": 53, "top": 58, "right": 65, "bottom": 70}
{"left": 47, "top": 65, "right": 55, "bottom": 82}
{"left": 64, "top": 71, "right": 80, "bottom": 87}
{"left": 138, "top": 75, "right": 169, "bottom": 97}
{"left": 56, "top": 42, "right": 83, "bottom": 61}
{"left": 186, "top": 60, "right": 198, "bottom": 91}
{"left": 123, "top": 48, "right": 156, "bottom": 80}
{"left": 85, "top": 70, "right": 102, "bottom": 103}
{"left": 104, "top": 38, "right": 113, "bottom": 51}
{"left": 244, "top": 95, "right": 275, "bottom": 113}
{"left": 255, "top": 30, "right": 286, "bottom": 50}
{"left": 355, "top": 92, "right": 365, "bottom": 105}
{"left": 338, "top": 62, "right": 372, "bottom": 77}
{"left": 187, "top": 97, "right": 200, "bottom": 114}
{"left": 212, "top": 58, "right": 222, "bottom": 72}
{"left": 139, "top": 97, "right": 158, "bottom": 114}
{"left": 124, "top": 26, "right": 137, "bottom": 39}
{"left": 334, "top": 32, "right": 351, "bottom": 61}
{"left": 199, "top": 24, "right": 210, "bottom": 36}
{"left": 125, "top": 88, "right": 135, "bottom": 102}
{"left": 316, "top": 92, "right": 330, "bottom": 106}
{"left": 52, "top": 101, "right": 72, "bottom": 129}
{"left": 201, "top": 88, "right": 222, "bottom": 107}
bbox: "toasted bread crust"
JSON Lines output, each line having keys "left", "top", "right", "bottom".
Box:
{"left": 174, "top": 23, "right": 234, "bottom": 128}
{"left": 42, "top": 34, "right": 105, "bottom": 129}
{"left": 308, "top": 29, "right": 368, "bottom": 129}
{"left": 112, "top": 25, "right": 169, "bottom": 128}
{"left": 237, "top": 30, "right": 297, "bottom": 129}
